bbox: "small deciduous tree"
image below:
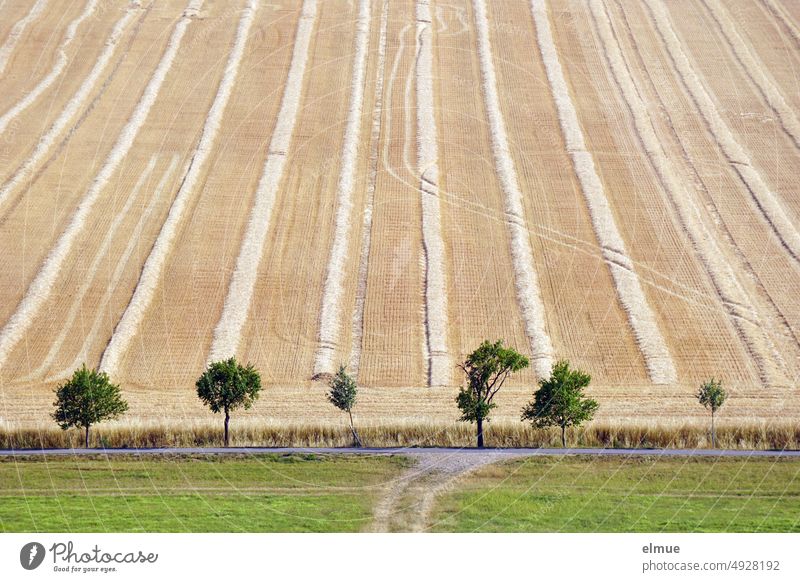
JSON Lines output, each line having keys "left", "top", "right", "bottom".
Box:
{"left": 196, "top": 357, "right": 261, "bottom": 447}
{"left": 327, "top": 365, "right": 362, "bottom": 447}
{"left": 697, "top": 378, "right": 727, "bottom": 448}
{"left": 456, "top": 340, "right": 529, "bottom": 448}
{"left": 521, "top": 359, "right": 598, "bottom": 448}
{"left": 52, "top": 364, "right": 128, "bottom": 448}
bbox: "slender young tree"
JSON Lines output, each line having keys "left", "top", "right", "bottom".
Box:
{"left": 327, "top": 365, "right": 362, "bottom": 447}
{"left": 52, "top": 364, "right": 128, "bottom": 448}
{"left": 697, "top": 378, "right": 727, "bottom": 448}
{"left": 196, "top": 357, "right": 261, "bottom": 447}
{"left": 456, "top": 340, "right": 529, "bottom": 448}
{"left": 521, "top": 359, "right": 598, "bottom": 448}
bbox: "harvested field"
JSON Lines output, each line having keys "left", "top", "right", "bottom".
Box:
{"left": 0, "top": 0, "right": 799, "bottom": 429}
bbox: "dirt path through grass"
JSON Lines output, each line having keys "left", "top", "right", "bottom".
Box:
{"left": 370, "top": 451, "right": 510, "bottom": 532}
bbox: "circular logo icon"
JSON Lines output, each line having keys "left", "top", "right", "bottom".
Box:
{"left": 20, "top": 542, "right": 46, "bottom": 570}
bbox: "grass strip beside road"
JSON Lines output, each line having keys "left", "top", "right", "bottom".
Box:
{"left": 3, "top": 453, "right": 800, "bottom": 532}
{"left": 0, "top": 453, "right": 409, "bottom": 532}
{"left": 431, "top": 456, "right": 800, "bottom": 532}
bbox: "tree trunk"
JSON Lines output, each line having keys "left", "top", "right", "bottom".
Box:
{"left": 561, "top": 425, "right": 567, "bottom": 448}
{"left": 85, "top": 425, "right": 90, "bottom": 449}
{"left": 477, "top": 417, "right": 484, "bottom": 448}
{"left": 224, "top": 408, "right": 230, "bottom": 448}
{"left": 348, "top": 409, "right": 362, "bottom": 447}
{"left": 711, "top": 410, "right": 715, "bottom": 449}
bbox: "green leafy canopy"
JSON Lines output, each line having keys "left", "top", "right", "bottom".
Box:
{"left": 52, "top": 364, "right": 128, "bottom": 430}
{"left": 196, "top": 357, "right": 261, "bottom": 414}
{"left": 456, "top": 340, "right": 529, "bottom": 423}
{"left": 521, "top": 359, "right": 598, "bottom": 429}
{"left": 697, "top": 377, "right": 727, "bottom": 413}
{"left": 328, "top": 365, "right": 358, "bottom": 413}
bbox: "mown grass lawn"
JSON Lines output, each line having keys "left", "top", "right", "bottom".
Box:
{"left": 431, "top": 456, "right": 800, "bottom": 532}
{"left": 0, "top": 453, "right": 409, "bottom": 532}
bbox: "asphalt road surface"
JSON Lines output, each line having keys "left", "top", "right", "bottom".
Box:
{"left": 1, "top": 447, "right": 798, "bottom": 457}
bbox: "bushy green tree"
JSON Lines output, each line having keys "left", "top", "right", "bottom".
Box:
{"left": 196, "top": 357, "right": 261, "bottom": 447}
{"left": 52, "top": 364, "right": 128, "bottom": 448}
{"left": 521, "top": 359, "right": 598, "bottom": 448}
{"left": 456, "top": 340, "right": 529, "bottom": 448}
{"left": 327, "top": 365, "right": 362, "bottom": 447}
{"left": 697, "top": 378, "right": 727, "bottom": 448}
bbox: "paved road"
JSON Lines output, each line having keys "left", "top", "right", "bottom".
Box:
{"left": 1, "top": 447, "right": 798, "bottom": 457}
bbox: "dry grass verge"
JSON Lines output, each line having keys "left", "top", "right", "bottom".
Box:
{"left": 1, "top": 420, "right": 798, "bottom": 450}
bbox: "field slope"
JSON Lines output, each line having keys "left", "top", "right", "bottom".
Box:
{"left": 0, "top": 0, "right": 798, "bottom": 427}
